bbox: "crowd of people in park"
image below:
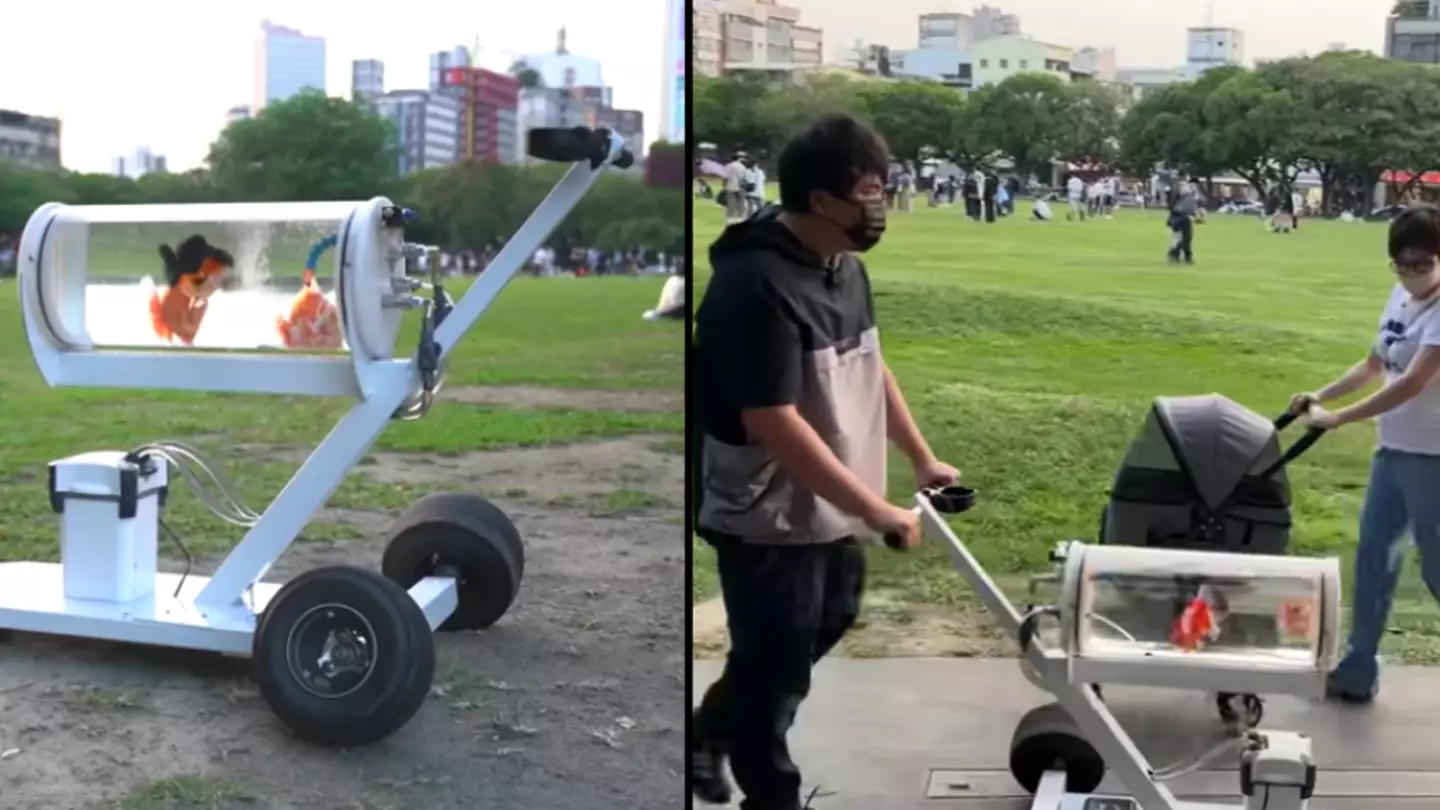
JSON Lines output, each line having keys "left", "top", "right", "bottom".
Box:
{"left": 409, "top": 241, "right": 681, "bottom": 279}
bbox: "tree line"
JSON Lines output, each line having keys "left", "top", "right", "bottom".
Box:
{"left": 695, "top": 50, "right": 1440, "bottom": 214}
{"left": 0, "top": 91, "right": 683, "bottom": 255}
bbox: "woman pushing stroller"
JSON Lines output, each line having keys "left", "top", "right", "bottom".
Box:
{"left": 1290, "top": 203, "right": 1440, "bottom": 703}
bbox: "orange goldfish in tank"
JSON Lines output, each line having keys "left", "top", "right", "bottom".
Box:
{"left": 148, "top": 235, "right": 233, "bottom": 345}
{"left": 1170, "top": 595, "right": 1218, "bottom": 651}
{"left": 276, "top": 269, "right": 343, "bottom": 349}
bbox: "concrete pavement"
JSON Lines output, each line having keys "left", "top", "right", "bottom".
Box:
{"left": 692, "top": 657, "right": 1440, "bottom": 809}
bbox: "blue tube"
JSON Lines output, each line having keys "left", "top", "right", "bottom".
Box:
{"left": 305, "top": 233, "right": 339, "bottom": 271}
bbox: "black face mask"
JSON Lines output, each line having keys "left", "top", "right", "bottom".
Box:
{"left": 830, "top": 197, "right": 887, "bottom": 252}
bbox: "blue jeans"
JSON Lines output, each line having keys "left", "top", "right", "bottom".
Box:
{"left": 1331, "top": 448, "right": 1440, "bottom": 695}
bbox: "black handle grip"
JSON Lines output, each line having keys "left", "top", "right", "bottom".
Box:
{"left": 884, "top": 532, "right": 905, "bottom": 550}
{"left": 1274, "top": 410, "right": 1299, "bottom": 431}
{"left": 526, "top": 126, "right": 629, "bottom": 169}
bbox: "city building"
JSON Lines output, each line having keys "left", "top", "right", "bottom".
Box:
{"left": 917, "top": 5, "right": 1020, "bottom": 50}
{"left": 111, "top": 147, "right": 166, "bottom": 179}
{"left": 692, "top": 0, "right": 823, "bottom": 75}
{"left": 890, "top": 44, "right": 972, "bottom": 88}
{"left": 661, "top": 0, "right": 686, "bottom": 141}
{"left": 437, "top": 66, "right": 521, "bottom": 164}
{"left": 1114, "top": 67, "right": 1190, "bottom": 101}
{"left": 375, "top": 90, "right": 460, "bottom": 176}
{"left": 1185, "top": 26, "right": 1245, "bottom": 71}
{"left": 512, "top": 29, "right": 651, "bottom": 159}
{"left": 972, "top": 4, "right": 1022, "bottom": 40}
{"left": 429, "top": 45, "right": 473, "bottom": 94}
{"left": 352, "top": 59, "right": 385, "bottom": 105}
{"left": 225, "top": 105, "right": 251, "bottom": 124}
{"left": 0, "top": 109, "right": 61, "bottom": 170}
{"left": 1072, "top": 46, "right": 1118, "bottom": 82}
{"left": 252, "top": 20, "right": 326, "bottom": 113}
{"left": 693, "top": 0, "right": 723, "bottom": 77}
{"left": 1386, "top": 0, "right": 1440, "bottom": 64}
{"left": 834, "top": 42, "right": 898, "bottom": 77}
{"left": 970, "top": 36, "right": 1072, "bottom": 87}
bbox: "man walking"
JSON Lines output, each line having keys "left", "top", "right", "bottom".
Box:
{"left": 1168, "top": 179, "right": 1199, "bottom": 264}
{"left": 724, "top": 151, "right": 752, "bottom": 223}
{"left": 690, "top": 113, "right": 960, "bottom": 810}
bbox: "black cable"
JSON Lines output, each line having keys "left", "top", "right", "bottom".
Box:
{"left": 159, "top": 517, "right": 193, "bottom": 598}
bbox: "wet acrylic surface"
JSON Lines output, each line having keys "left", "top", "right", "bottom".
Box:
{"left": 1081, "top": 571, "right": 1323, "bottom": 663}
{"left": 76, "top": 220, "right": 347, "bottom": 351}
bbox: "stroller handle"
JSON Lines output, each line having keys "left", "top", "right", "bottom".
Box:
{"left": 1260, "top": 405, "right": 1328, "bottom": 479}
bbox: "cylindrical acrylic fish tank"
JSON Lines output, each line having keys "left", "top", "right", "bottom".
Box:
{"left": 18, "top": 199, "right": 415, "bottom": 399}
{"left": 1057, "top": 544, "right": 1341, "bottom": 698}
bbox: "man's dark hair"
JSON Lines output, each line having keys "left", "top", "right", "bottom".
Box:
{"left": 1389, "top": 203, "right": 1440, "bottom": 260}
{"left": 777, "top": 113, "right": 890, "bottom": 213}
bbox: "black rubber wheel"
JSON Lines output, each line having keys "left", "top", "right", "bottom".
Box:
{"left": 381, "top": 492, "right": 523, "bottom": 631}
{"left": 1009, "top": 702, "right": 1106, "bottom": 794}
{"left": 253, "top": 565, "right": 435, "bottom": 746}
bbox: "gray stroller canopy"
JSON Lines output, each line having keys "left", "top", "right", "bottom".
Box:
{"left": 1121, "top": 395, "right": 1286, "bottom": 510}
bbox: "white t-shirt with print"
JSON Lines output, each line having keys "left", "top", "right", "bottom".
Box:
{"left": 1374, "top": 283, "right": 1440, "bottom": 454}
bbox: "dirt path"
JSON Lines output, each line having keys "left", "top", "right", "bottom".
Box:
{"left": 0, "top": 436, "right": 683, "bottom": 810}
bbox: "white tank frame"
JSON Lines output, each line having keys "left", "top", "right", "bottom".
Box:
{"left": 914, "top": 492, "right": 1334, "bottom": 810}
{"left": 0, "top": 132, "right": 631, "bottom": 651}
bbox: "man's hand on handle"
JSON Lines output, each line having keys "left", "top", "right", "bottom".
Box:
{"left": 866, "top": 502, "right": 921, "bottom": 550}
{"left": 914, "top": 458, "right": 960, "bottom": 491}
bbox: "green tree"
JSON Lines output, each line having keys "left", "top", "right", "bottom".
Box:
{"left": 693, "top": 74, "right": 778, "bottom": 157}
{"left": 973, "top": 73, "right": 1072, "bottom": 181}
{"left": 1055, "top": 80, "right": 1123, "bottom": 167}
{"left": 858, "top": 80, "right": 963, "bottom": 165}
{"left": 207, "top": 90, "right": 399, "bottom": 201}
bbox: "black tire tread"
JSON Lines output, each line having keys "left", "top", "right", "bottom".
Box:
{"left": 253, "top": 565, "right": 435, "bottom": 746}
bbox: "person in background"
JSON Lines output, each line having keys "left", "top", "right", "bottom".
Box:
{"left": 898, "top": 162, "right": 915, "bottom": 213}
{"left": 970, "top": 165, "right": 986, "bottom": 221}
{"left": 995, "top": 181, "right": 1011, "bottom": 217}
{"left": 748, "top": 159, "right": 768, "bottom": 215}
{"left": 982, "top": 170, "right": 999, "bottom": 223}
{"left": 690, "top": 113, "right": 959, "bottom": 810}
{"left": 724, "top": 151, "right": 751, "bottom": 224}
{"left": 1066, "top": 173, "right": 1086, "bottom": 221}
{"left": 962, "top": 170, "right": 980, "bottom": 220}
{"left": 1295, "top": 204, "right": 1440, "bottom": 703}
{"left": 1167, "top": 179, "right": 1199, "bottom": 264}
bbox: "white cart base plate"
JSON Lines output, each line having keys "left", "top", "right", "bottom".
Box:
{"left": 0, "top": 561, "right": 457, "bottom": 655}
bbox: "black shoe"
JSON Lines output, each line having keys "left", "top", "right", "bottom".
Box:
{"left": 1325, "top": 672, "right": 1377, "bottom": 705}
{"left": 690, "top": 737, "right": 733, "bottom": 805}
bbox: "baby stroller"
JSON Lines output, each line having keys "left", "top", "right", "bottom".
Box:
{"left": 1096, "top": 394, "right": 1325, "bottom": 723}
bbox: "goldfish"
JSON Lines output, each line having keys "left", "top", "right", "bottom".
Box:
{"left": 1170, "top": 588, "right": 1223, "bottom": 652}
{"left": 276, "top": 269, "right": 343, "bottom": 349}
{"left": 276, "top": 234, "right": 343, "bottom": 350}
{"left": 148, "top": 235, "right": 233, "bottom": 345}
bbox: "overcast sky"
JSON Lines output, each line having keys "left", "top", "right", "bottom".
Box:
{"left": 792, "top": 0, "right": 1399, "bottom": 66}
{"left": 1, "top": 0, "right": 671, "bottom": 173}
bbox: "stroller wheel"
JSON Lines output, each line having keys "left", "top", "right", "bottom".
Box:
{"left": 1216, "top": 692, "right": 1264, "bottom": 727}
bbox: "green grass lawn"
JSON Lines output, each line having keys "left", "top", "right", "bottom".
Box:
{"left": 0, "top": 274, "right": 682, "bottom": 563}
{"left": 692, "top": 201, "right": 1440, "bottom": 663}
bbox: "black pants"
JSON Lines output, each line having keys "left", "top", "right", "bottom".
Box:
{"left": 693, "top": 534, "right": 866, "bottom": 810}
{"left": 1167, "top": 215, "right": 1194, "bottom": 262}
{"left": 983, "top": 195, "right": 996, "bottom": 222}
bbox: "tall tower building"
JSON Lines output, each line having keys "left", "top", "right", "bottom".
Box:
{"left": 253, "top": 20, "right": 327, "bottom": 113}
{"left": 352, "top": 59, "right": 385, "bottom": 105}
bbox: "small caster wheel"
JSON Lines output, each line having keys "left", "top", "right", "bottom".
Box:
{"left": 382, "top": 492, "right": 524, "bottom": 631}
{"left": 1216, "top": 692, "right": 1265, "bottom": 727}
{"left": 254, "top": 565, "right": 436, "bottom": 746}
{"left": 1009, "top": 702, "right": 1106, "bottom": 794}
